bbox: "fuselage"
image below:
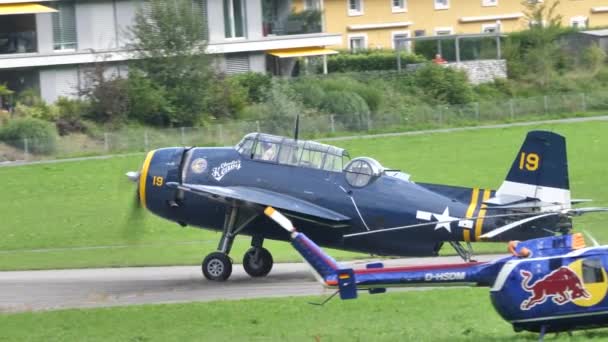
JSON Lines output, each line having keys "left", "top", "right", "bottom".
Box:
{"left": 139, "top": 136, "right": 555, "bottom": 257}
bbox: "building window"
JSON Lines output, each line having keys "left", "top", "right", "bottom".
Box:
{"left": 392, "top": 0, "right": 407, "bottom": 13}
{"left": 305, "top": 0, "right": 321, "bottom": 10}
{"left": 348, "top": 0, "right": 363, "bottom": 16}
{"left": 392, "top": 31, "right": 410, "bottom": 51}
{"left": 414, "top": 30, "right": 426, "bottom": 37}
{"left": 434, "top": 0, "right": 449, "bottom": 10}
{"left": 482, "top": 0, "right": 497, "bottom": 6}
{"left": 434, "top": 27, "right": 453, "bottom": 35}
{"left": 570, "top": 16, "right": 588, "bottom": 29}
{"left": 52, "top": 1, "right": 78, "bottom": 51}
{"left": 348, "top": 34, "right": 367, "bottom": 51}
{"left": 224, "top": 0, "right": 245, "bottom": 38}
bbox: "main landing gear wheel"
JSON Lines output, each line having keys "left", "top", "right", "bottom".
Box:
{"left": 202, "top": 252, "right": 233, "bottom": 281}
{"left": 243, "top": 247, "right": 273, "bottom": 278}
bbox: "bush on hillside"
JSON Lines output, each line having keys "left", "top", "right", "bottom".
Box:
{"left": 0, "top": 117, "right": 57, "bottom": 154}
{"left": 54, "top": 97, "right": 91, "bottom": 136}
{"left": 320, "top": 90, "right": 370, "bottom": 130}
{"left": 413, "top": 64, "right": 476, "bottom": 105}
{"left": 205, "top": 75, "right": 248, "bottom": 120}
{"left": 231, "top": 72, "right": 272, "bottom": 103}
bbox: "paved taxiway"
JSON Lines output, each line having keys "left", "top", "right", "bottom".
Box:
{"left": 0, "top": 255, "right": 502, "bottom": 313}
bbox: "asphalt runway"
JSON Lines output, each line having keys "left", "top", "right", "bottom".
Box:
{"left": 0, "top": 254, "right": 502, "bottom": 313}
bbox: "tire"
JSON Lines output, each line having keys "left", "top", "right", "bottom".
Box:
{"left": 202, "top": 252, "right": 232, "bottom": 281}
{"left": 243, "top": 247, "right": 273, "bottom": 278}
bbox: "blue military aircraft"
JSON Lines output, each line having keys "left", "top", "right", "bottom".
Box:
{"left": 264, "top": 206, "right": 608, "bottom": 340}
{"left": 126, "top": 130, "right": 605, "bottom": 281}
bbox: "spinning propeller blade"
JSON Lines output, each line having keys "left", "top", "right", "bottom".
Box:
{"left": 123, "top": 171, "right": 146, "bottom": 242}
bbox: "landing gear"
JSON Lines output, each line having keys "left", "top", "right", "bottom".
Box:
{"left": 202, "top": 252, "right": 232, "bottom": 281}
{"left": 243, "top": 247, "right": 273, "bottom": 277}
{"left": 200, "top": 204, "right": 274, "bottom": 281}
{"left": 450, "top": 241, "right": 475, "bottom": 262}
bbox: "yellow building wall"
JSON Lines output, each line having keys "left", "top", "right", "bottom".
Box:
{"left": 321, "top": 0, "right": 608, "bottom": 50}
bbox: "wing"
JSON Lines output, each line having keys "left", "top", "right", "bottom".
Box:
{"left": 166, "top": 182, "right": 350, "bottom": 225}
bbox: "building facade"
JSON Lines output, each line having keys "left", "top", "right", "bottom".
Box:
{"left": 0, "top": 0, "right": 340, "bottom": 103}
{"left": 322, "top": 0, "right": 608, "bottom": 51}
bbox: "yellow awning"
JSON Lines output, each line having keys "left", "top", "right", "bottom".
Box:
{"left": 267, "top": 47, "right": 339, "bottom": 58}
{"left": 0, "top": 3, "right": 57, "bottom": 16}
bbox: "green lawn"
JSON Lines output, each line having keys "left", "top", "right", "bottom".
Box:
{"left": 1, "top": 120, "right": 607, "bottom": 270}
{"left": 2, "top": 289, "right": 608, "bottom": 341}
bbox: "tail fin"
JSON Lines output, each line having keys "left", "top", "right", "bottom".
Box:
{"left": 496, "top": 130, "right": 570, "bottom": 209}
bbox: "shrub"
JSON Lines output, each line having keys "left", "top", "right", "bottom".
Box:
{"left": 126, "top": 71, "right": 174, "bottom": 127}
{"left": 325, "top": 50, "right": 425, "bottom": 73}
{"left": 230, "top": 72, "right": 272, "bottom": 103}
{"left": 291, "top": 79, "right": 325, "bottom": 109}
{"left": 413, "top": 64, "right": 476, "bottom": 105}
{"left": 205, "top": 75, "right": 248, "bottom": 120}
{"left": 0, "top": 117, "right": 57, "bottom": 154}
{"left": 13, "top": 102, "right": 59, "bottom": 122}
{"left": 320, "top": 90, "right": 370, "bottom": 130}
{"left": 54, "top": 97, "right": 91, "bottom": 135}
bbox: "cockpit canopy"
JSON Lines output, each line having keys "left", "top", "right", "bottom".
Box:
{"left": 236, "top": 133, "right": 350, "bottom": 172}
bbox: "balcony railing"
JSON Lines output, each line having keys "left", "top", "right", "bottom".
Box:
{"left": 0, "top": 32, "right": 37, "bottom": 55}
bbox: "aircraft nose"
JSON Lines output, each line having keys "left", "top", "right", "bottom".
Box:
{"left": 126, "top": 171, "right": 140, "bottom": 183}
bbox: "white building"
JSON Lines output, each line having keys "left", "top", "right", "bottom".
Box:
{"left": 0, "top": 0, "right": 341, "bottom": 103}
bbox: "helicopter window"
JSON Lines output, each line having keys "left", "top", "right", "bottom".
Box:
{"left": 549, "top": 258, "right": 562, "bottom": 271}
{"left": 345, "top": 160, "right": 373, "bottom": 187}
{"left": 582, "top": 258, "right": 604, "bottom": 284}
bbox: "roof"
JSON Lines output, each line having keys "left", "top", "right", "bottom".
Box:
{"left": 581, "top": 29, "right": 608, "bottom": 37}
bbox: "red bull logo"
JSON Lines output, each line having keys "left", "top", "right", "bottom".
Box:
{"left": 520, "top": 267, "right": 590, "bottom": 310}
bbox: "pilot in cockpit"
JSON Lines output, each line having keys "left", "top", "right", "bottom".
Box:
{"left": 261, "top": 142, "right": 276, "bottom": 161}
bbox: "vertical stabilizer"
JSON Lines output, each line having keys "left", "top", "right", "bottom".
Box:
{"left": 496, "top": 131, "right": 570, "bottom": 209}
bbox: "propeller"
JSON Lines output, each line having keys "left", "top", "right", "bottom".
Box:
{"left": 123, "top": 171, "right": 146, "bottom": 242}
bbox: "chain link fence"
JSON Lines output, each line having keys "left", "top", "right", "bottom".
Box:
{"left": 1, "top": 91, "right": 607, "bottom": 163}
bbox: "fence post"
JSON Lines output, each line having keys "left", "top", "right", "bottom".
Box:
{"left": 509, "top": 99, "right": 515, "bottom": 120}
{"left": 330, "top": 115, "right": 335, "bottom": 133}
{"left": 104, "top": 132, "right": 109, "bottom": 152}
{"left": 543, "top": 95, "right": 549, "bottom": 114}
{"left": 367, "top": 117, "right": 373, "bottom": 131}
{"left": 474, "top": 102, "right": 480, "bottom": 121}
{"left": 581, "top": 93, "right": 587, "bottom": 112}
{"left": 438, "top": 107, "right": 443, "bottom": 126}
{"left": 256, "top": 120, "right": 261, "bottom": 132}
{"left": 144, "top": 130, "right": 149, "bottom": 151}
{"left": 23, "top": 138, "right": 29, "bottom": 161}
{"left": 180, "top": 127, "right": 186, "bottom": 145}
{"left": 218, "top": 124, "right": 224, "bottom": 145}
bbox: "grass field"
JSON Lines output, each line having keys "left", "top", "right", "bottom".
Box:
{"left": 1, "top": 120, "right": 607, "bottom": 270}
{"left": 2, "top": 288, "right": 608, "bottom": 341}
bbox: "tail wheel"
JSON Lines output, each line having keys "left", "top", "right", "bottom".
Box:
{"left": 202, "top": 252, "right": 233, "bottom": 281}
{"left": 243, "top": 247, "right": 273, "bottom": 278}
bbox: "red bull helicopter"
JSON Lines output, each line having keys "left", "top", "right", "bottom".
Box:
{"left": 264, "top": 206, "right": 608, "bottom": 340}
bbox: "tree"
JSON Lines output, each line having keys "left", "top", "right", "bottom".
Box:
{"left": 128, "top": 0, "right": 212, "bottom": 126}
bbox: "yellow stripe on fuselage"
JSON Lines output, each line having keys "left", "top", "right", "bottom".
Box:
{"left": 463, "top": 188, "right": 480, "bottom": 242}
{"left": 474, "top": 189, "right": 492, "bottom": 241}
{"left": 139, "top": 150, "right": 156, "bottom": 209}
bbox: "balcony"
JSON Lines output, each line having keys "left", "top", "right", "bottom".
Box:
{"left": 0, "top": 15, "right": 38, "bottom": 55}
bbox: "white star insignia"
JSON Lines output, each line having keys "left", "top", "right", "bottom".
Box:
{"left": 432, "top": 207, "right": 457, "bottom": 233}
